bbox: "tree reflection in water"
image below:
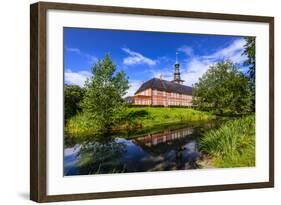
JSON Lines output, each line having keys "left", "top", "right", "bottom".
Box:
{"left": 64, "top": 122, "right": 219, "bottom": 176}
{"left": 65, "top": 134, "right": 127, "bottom": 175}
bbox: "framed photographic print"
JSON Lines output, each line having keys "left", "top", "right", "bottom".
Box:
{"left": 30, "top": 1, "right": 274, "bottom": 202}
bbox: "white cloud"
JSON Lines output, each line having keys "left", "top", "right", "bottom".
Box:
{"left": 150, "top": 69, "right": 173, "bottom": 81}
{"left": 65, "top": 47, "right": 81, "bottom": 54}
{"left": 65, "top": 69, "right": 92, "bottom": 87}
{"left": 85, "top": 55, "right": 98, "bottom": 65}
{"left": 122, "top": 48, "right": 156, "bottom": 66}
{"left": 156, "top": 56, "right": 172, "bottom": 63}
{"left": 181, "top": 59, "right": 212, "bottom": 86}
{"left": 180, "top": 38, "right": 247, "bottom": 86}
{"left": 203, "top": 38, "right": 247, "bottom": 63}
{"left": 65, "top": 46, "right": 98, "bottom": 65}
{"left": 178, "top": 45, "right": 194, "bottom": 56}
{"left": 124, "top": 80, "right": 143, "bottom": 97}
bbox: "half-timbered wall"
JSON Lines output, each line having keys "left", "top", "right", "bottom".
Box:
{"left": 133, "top": 88, "right": 192, "bottom": 106}
{"left": 134, "top": 88, "right": 152, "bottom": 105}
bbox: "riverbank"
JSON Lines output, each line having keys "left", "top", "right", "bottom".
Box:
{"left": 65, "top": 107, "right": 215, "bottom": 138}
{"left": 200, "top": 115, "right": 255, "bottom": 168}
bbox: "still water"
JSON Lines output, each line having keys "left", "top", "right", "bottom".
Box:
{"left": 64, "top": 123, "right": 214, "bottom": 176}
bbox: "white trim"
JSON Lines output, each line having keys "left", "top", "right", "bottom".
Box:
{"left": 46, "top": 9, "right": 270, "bottom": 195}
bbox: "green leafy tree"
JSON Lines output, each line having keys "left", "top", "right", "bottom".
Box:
{"left": 193, "top": 60, "right": 253, "bottom": 115}
{"left": 242, "top": 37, "right": 256, "bottom": 111}
{"left": 64, "top": 84, "right": 85, "bottom": 121}
{"left": 81, "top": 54, "right": 129, "bottom": 132}
{"left": 243, "top": 37, "right": 255, "bottom": 86}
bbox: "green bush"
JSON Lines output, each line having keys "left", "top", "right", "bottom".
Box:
{"left": 200, "top": 116, "right": 255, "bottom": 168}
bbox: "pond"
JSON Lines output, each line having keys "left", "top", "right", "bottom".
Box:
{"left": 64, "top": 121, "right": 217, "bottom": 176}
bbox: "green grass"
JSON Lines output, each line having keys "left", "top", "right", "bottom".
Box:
{"left": 65, "top": 113, "right": 99, "bottom": 137}
{"left": 65, "top": 107, "right": 215, "bottom": 138}
{"left": 123, "top": 107, "right": 214, "bottom": 128}
{"left": 200, "top": 115, "right": 255, "bottom": 168}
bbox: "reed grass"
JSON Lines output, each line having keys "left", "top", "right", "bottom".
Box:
{"left": 200, "top": 115, "right": 255, "bottom": 168}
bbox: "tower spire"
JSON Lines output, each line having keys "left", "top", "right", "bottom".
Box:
{"left": 172, "top": 52, "right": 184, "bottom": 84}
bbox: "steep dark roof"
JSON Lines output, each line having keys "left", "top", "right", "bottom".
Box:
{"left": 135, "top": 78, "right": 192, "bottom": 95}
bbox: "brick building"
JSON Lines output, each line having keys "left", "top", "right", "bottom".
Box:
{"left": 133, "top": 55, "right": 193, "bottom": 106}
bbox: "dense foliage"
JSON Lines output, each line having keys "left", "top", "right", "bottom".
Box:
{"left": 243, "top": 37, "right": 256, "bottom": 88}
{"left": 81, "top": 54, "right": 129, "bottom": 132}
{"left": 192, "top": 60, "right": 253, "bottom": 115}
{"left": 200, "top": 116, "right": 255, "bottom": 168}
{"left": 243, "top": 37, "right": 256, "bottom": 111}
{"left": 64, "top": 85, "right": 85, "bottom": 121}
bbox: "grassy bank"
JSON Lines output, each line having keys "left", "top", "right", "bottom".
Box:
{"left": 65, "top": 107, "right": 215, "bottom": 138}
{"left": 200, "top": 115, "right": 255, "bottom": 168}
{"left": 121, "top": 107, "right": 214, "bottom": 128}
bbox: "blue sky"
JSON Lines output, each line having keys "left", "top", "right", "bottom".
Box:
{"left": 64, "top": 27, "right": 249, "bottom": 96}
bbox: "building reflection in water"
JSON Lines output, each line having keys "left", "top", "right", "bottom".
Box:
{"left": 64, "top": 125, "right": 206, "bottom": 175}
{"left": 133, "top": 127, "right": 194, "bottom": 147}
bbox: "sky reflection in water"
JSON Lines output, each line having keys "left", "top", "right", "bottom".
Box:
{"left": 64, "top": 126, "right": 204, "bottom": 176}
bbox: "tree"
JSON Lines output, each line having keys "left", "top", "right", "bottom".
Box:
{"left": 81, "top": 54, "right": 129, "bottom": 132}
{"left": 242, "top": 37, "right": 255, "bottom": 111}
{"left": 64, "top": 84, "right": 85, "bottom": 121}
{"left": 193, "top": 60, "right": 253, "bottom": 115}
{"left": 243, "top": 37, "right": 255, "bottom": 86}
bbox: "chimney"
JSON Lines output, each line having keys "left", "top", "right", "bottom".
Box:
{"left": 159, "top": 73, "right": 162, "bottom": 80}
